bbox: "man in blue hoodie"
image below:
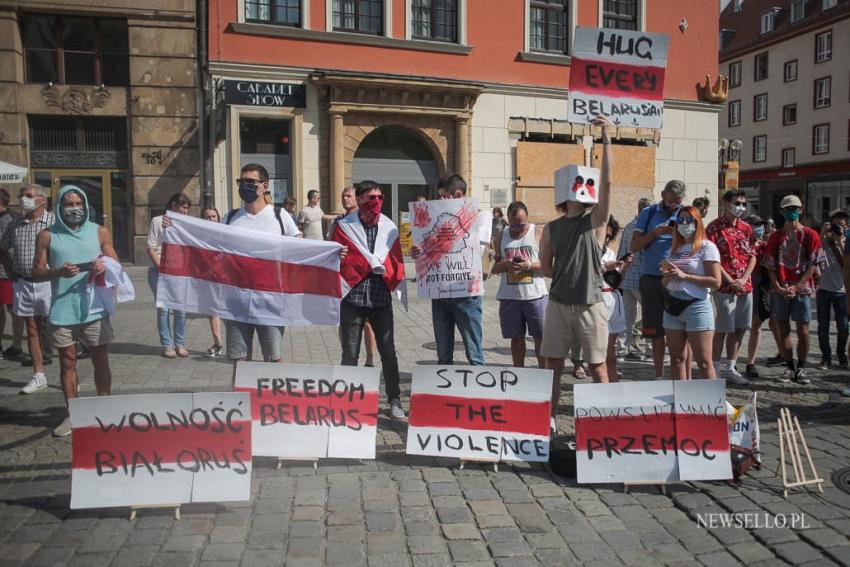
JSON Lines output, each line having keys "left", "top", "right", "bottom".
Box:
{"left": 33, "top": 185, "right": 119, "bottom": 437}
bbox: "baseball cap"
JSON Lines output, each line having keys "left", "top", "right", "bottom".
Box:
{"left": 779, "top": 195, "right": 802, "bottom": 209}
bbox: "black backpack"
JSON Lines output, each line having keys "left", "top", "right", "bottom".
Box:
{"left": 225, "top": 205, "right": 288, "bottom": 235}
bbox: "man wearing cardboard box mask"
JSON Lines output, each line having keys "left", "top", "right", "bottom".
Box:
{"left": 540, "top": 117, "right": 613, "bottom": 426}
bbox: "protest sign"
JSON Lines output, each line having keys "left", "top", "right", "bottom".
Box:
{"left": 568, "top": 26, "right": 670, "bottom": 129}
{"left": 233, "top": 362, "right": 380, "bottom": 460}
{"left": 70, "top": 392, "right": 251, "bottom": 509}
{"left": 575, "top": 380, "right": 732, "bottom": 484}
{"left": 406, "top": 366, "right": 552, "bottom": 462}
{"left": 409, "top": 198, "right": 483, "bottom": 299}
{"left": 158, "top": 213, "right": 342, "bottom": 327}
{"left": 728, "top": 392, "right": 761, "bottom": 462}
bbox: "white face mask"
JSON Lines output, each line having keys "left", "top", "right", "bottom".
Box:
{"left": 732, "top": 204, "right": 747, "bottom": 218}
{"left": 20, "top": 197, "right": 37, "bottom": 212}
{"left": 677, "top": 224, "right": 696, "bottom": 238}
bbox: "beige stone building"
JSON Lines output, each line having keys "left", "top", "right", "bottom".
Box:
{"left": 0, "top": 0, "right": 200, "bottom": 262}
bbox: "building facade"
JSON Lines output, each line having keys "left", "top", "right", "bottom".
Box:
{"left": 720, "top": 0, "right": 850, "bottom": 222}
{"left": 208, "top": 0, "right": 721, "bottom": 231}
{"left": 0, "top": 0, "right": 200, "bottom": 262}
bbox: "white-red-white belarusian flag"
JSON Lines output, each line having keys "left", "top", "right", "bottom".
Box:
{"left": 158, "top": 213, "right": 342, "bottom": 326}
{"left": 331, "top": 212, "right": 405, "bottom": 298}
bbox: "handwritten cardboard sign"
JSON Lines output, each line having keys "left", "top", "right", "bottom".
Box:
{"left": 70, "top": 392, "right": 252, "bottom": 509}
{"left": 233, "top": 362, "right": 380, "bottom": 460}
{"left": 568, "top": 27, "right": 670, "bottom": 129}
{"left": 407, "top": 365, "right": 552, "bottom": 462}
{"left": 574, "top": 380, "right": 731, "bottom": 484}
{"left": 409, "top": 198, "right": 483, "bottom": 299}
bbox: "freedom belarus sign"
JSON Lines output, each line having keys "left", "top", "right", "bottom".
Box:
{"left": 70, "top": 393, "right": 252, "bottom": 509}
{"left": 409, "top": 198, "right": 483, "bottom": 299}
{"left": 568, "top": 27, "right": 670, "bottom": 129}
{"left": 574, "top": 380, "right": 731, "bottom": 484}
{"left": 406, "top": 365, "right": 552, "bottom": 462}
{"left": 234, "top": 362, "right": 380, "bottom": 460}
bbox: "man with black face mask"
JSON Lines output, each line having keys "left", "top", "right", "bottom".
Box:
{"left": 223, "top": 163, "right": 302, "bottom": 363}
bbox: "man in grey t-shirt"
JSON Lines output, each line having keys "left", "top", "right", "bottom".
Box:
{"left": 297, "top": 190, "right": 325, "bottom": 240}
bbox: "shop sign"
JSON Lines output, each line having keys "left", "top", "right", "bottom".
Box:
{"left": 223, "top": 80, "right": 306, "bottom": 108}
{"left": 724, "top": 161, "right": 739, "bottom": 190}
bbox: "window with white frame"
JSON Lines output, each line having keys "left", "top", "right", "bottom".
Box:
{"left": 823, "top": 0, "right": 837, "bottom": 10}
{"left": 790, "top": 0, "right": 804, "bottom": 22}
{"left": 733, "top": 0, "right": 742, "bottom": 13}
{"left": 333, "top": 0, "right": 383, "bottom": 34}
{"left": 783, "top": 103, "right": 797, "bottom": 125}
{"left": 813, "top": 124, "right": 829, "bottom": 154}
{"left": 760, "top": 11, "right": 774, "bottom": 34}
{"left": 816, "top": 31, "right": 832, "bottom": 63}
{"left": 411, "top": 0, "right": 458, "bottom": 42}
{"left": 754, "top": 52, "right": 768, "bottom": 81}
{"left": 784, "top": 60, "right": 798, "bottom": 82}
{"left": 815, "top": 77, "right": 831, "bottom": 109}
{"left": 729, "top": 100, "right": 741, "bottom": 127}
{"left": 782, "top": 148, "right": 795, "bottom": 168}
{"left": 729, "top": 61, "right": 742, "bottom": 88}
{"left": 754, "top": 94, "right": 767, "bottom": 121}
{"left": 602, "top": 0, "right": 638, "bottom": 31}
{"left": 246, "top": 0, "right": 303, "bottom": 26}
{"left": 753, "top": 135, "right": 767, "bottom": 162}
{"left": 529, "top": 0, "right": 569, "bottom": 54}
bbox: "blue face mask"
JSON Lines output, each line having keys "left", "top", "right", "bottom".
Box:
{"left": 783, "top": 210, "right": 801, "bottom": 222}
{"left": 238, "top": 181, "right": 260, "bottom": 203}
{"left": 753, "top": 227, "right": 765, "bottom": 239}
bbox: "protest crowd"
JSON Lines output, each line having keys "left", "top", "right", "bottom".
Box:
{"left": 2, "top": 117, "right": 848, "bottom": 446}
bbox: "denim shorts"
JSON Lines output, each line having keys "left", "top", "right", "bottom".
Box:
{"left": 498, "top": 296, "right": 548, "bottom": 339}
{"left": 662, "top": 294, "right": 715, "bottom": 332}
{"left": 225, "top": 320, "right": 284, "bottom": 361}
{"left": 770, "top": 293, "right": 812, "bottom": 323}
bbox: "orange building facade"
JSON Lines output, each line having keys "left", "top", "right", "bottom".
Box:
{"left": 208, "top": 0, "right": 721, "bottom": 227}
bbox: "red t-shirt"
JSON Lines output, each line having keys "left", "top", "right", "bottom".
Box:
{"left": 706, "top": 216, "right": 754, "bottom": 295}
{"left": 762, "top": 226, "right": 825, "bottom": 296}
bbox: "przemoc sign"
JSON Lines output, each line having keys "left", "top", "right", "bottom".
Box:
{"left": 223, "top": 80, "right": 307, "bottom": 108}
{"left": 568, "top": 27, "right": 670, "bottom": 129}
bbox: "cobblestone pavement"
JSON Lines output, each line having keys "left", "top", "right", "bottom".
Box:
{"left": 1, "top": 268, "right": 849, "bottom": 566}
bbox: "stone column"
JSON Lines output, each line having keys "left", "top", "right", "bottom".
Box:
{"left": 455, "top": 116, "right": 470, "bottom": 184}
{"left": 329, "top": 110, "right": 345, "bottom": 213}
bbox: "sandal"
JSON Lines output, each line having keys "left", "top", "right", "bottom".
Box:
{"left": 176, "top": 346, "right": 190, "bottom": 358}
{"left": 162, "top": 348, "right": 177, "bottom": 359}
{"left": 572, "top": 364, "right": 587, "bottom": 380}
{"left": 205, "top": 344, "right": 223, "bottom": 358}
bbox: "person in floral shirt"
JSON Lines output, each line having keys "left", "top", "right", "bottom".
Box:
{"left": 763, "top": 195, "right": 827, "bottom": 384}
{"left": 707, "top": 190, "right": 756, "bottom": 386}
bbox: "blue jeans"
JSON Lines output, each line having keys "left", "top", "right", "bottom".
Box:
{"left": 432, "top": 296, "right": 485, "bottom": 365}
{"left": 148, "top": 266, "right": 186, "bottom": 349}
{"left": 816, "top": 289, "right": 848, "bottom": 363}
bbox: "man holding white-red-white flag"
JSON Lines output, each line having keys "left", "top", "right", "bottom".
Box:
{"left": 331, "top": 180, "right": 407, "bottom": 419}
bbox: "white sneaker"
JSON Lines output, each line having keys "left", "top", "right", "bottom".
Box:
{"left": 52, "top": 417, "right": 72, "bottom": 437}
{"left": 389, "top": 399, "right": 406, "bottom": 419}
{"left": 779, "top": 368, "right": 794, "bottom": 383}
{"left": 550, "top": 417, "right": 557, "bottom": 435}
{"left": 20, "top": 373, "right": 47, "bottom": 394}
{"left": 723, "top": 366, "right": 750, "bottom": 385}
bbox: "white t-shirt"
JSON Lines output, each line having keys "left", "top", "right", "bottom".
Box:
{"left": 664, "top": 241, "right": 720, "bottom": 299}
{"left": 228, "top": 205, "right": 301, "bottom": 236}
{"left": 496, "top": 224, "right": 548, "bottom": 301}
{"left": 147, "top": 214, "right": 165, "bottom": 265}
{"left": 297, "top": 205, "right": 325, "bottom": 240}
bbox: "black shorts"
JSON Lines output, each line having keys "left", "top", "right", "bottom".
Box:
{"left": 639, "top": 275, "right": 665, "bottom": 338}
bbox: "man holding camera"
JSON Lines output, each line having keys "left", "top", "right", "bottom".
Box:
{"left": 817, "top": 209, "right": 848, "bottom": 369}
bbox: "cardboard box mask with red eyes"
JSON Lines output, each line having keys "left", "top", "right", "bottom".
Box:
{"left": 554, "top": 165, "right": 600, "bottom": 206}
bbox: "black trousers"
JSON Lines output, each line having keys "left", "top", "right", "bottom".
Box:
{"left": 339, "top": 301, "right": 401, "bottom": 401}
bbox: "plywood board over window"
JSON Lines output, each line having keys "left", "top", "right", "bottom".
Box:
{"left": 593, "top": 143, "right": 656, "bottom": 228}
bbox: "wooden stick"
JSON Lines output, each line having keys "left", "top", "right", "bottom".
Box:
{"left": 781, "top": 409, "right": 805, "bottom": 484}
{"left": 130, "top": 504, "right": 181, "bottom": 521}
{"left": 778, "top": 417, "right": 788, "bottom": 498}
{"left": 793, "top": 415, "right": 824, "bottom": 493}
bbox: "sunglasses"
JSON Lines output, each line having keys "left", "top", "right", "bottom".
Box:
{"left": 366, "top": 194, "right": 385, "bottom": 202}
{"left": 677, "top": 217, "right": 696, "bottom": 225}
{"left": 783, "top": 206, "right": 802, "bottom": 212}
{"left": 733, "top": 202, "right": 747, "bottom": 207}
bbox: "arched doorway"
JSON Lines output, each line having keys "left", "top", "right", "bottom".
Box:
{"left": 352, "top": 126, "right": 440, "bottom": 227}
